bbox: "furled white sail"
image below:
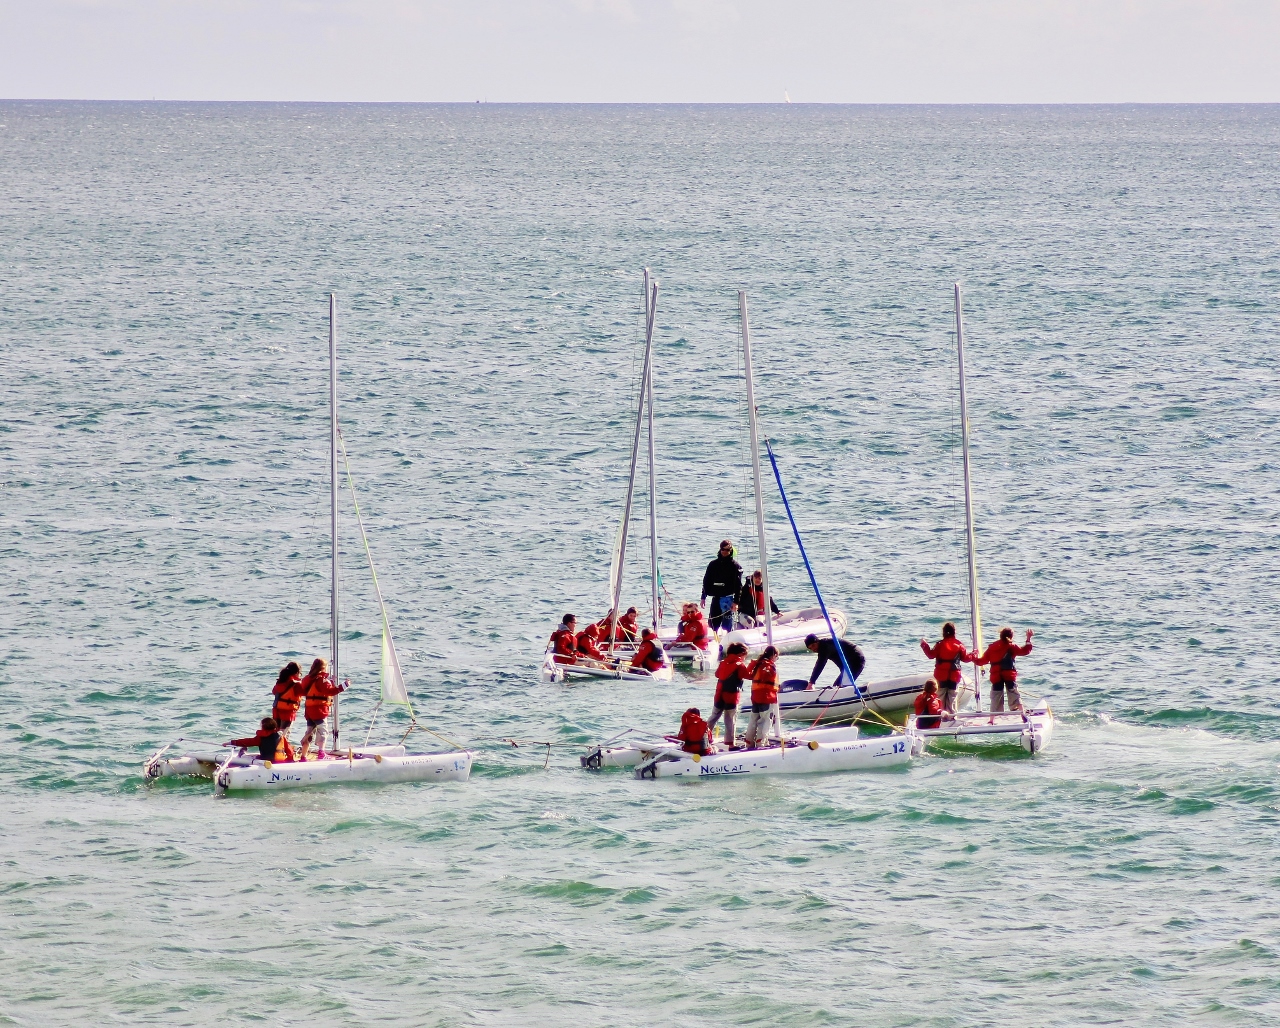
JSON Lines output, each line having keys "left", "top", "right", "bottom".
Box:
{"left": 381, "top": 620, "right": 410, "bottom": 706}
{"left": 606, "top": 519, "right": 624, "bottom": 610}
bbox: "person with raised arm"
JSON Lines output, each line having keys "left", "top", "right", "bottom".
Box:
{"left": 298, "top": 658, "right": 346, "bottom": 761}
{"left": 975, "top": 627, "right": 1034, "bottom": 712}
{"left": 920, "top": 622, "right": 976, "bottom": 713}
{"left": 228, "top": 716, "right": 295, "bottom": 764}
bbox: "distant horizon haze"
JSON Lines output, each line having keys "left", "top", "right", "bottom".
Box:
{"left": 1, "top": 0, "right": 1277, "bottom": 104}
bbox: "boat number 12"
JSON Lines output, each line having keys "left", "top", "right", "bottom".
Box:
{"left": 892, "top": 741, "right": 905, "bottom": 754}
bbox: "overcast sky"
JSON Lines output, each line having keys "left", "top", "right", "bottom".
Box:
{"left": 2, "top": 0, "right": 1277, "bottom": 103}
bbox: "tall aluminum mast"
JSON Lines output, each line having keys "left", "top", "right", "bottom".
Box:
{"left": 954, "top": 283, "right": 984, "bottom": 710}
{"left": 329, "top": 293, "right": 341, "bottom": 744}
{"left": 739, "top": 292, "right": 773, "bottom": 649}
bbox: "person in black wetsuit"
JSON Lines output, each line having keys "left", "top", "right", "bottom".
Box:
{"left": 805, "top": 633, "right": 866, "bottom": 689}
{"left": 701, "top": 539, "right": 743, "bottom": 633}
{"left": 736, "top": 570, "right": 781, "bottom": 627}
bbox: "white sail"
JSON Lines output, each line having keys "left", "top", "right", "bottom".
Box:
{"left": 606, "top": 518, "right": 625, "bottom": 610}
{"left": 381, "top": 620, "right": 410, "bottom": 706}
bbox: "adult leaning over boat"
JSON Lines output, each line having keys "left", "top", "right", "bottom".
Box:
{"left": 805, "top": 633, "right": 866, "bottom": 690}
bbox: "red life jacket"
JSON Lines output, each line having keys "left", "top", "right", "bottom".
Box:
{"left": 302, "top": 671, "right": 343, "bottom": 721}
{"left": 714, "top": 655, "right": 747, "bottom": 705}
{"left": 921, "top": 636, "right": 973, "bottom": 685}
{"left": 914, "top": 692, "right": 943, "bottom": 717}
{"left": 676, "top": 611, "right": 710, "bottom": 648}
{"left": 748, "top": 657, "right": 778, "bottom": 705}
{"left": 231, "top": 729, "right": 295, "bottom": 763}
{"left": 979, "top": 638, "right": 1032, "bottom": 684}
{"left": 271, "top": 673, "right": 304, "bottom": 718}
{"left": 576, "top": 628, "right": 604, "bottom": 660}
{"left": 630, "top": 639, "right": 664, "bottom": 673}
{"left": 616, "top": 614, "right": 639, "bottom": 642}
{"left": 678, "top": 709, "right": 710, "bottom": 754}
{"left": 550, "top": 627, "right": 578, "bottom": 664}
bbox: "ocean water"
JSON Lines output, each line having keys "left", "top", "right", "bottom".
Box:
{"left": 1, "top": 101, "right": 1279, "bottom": 1026}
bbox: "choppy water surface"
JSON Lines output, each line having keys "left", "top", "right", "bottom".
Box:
{"left": 2, "top": 102, "right": 1279, "bottom": 1026}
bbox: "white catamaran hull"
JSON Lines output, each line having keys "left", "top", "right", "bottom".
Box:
{"left": 146, "top": 744, "right": 410, "bottom": 780}
{"left": 909, "top": 701, "right": 1055, "bottom": 755}
{"left": 636, "top": 733, "right": 915, "bottom": 779}
{"left": 215, "top": 750, "right": 473, "bottom": 793}
{"left": 778, "top": 672, "right": 975, "bottom": 722}
{"left": 723, "top": 607, "right": 847, "bottom": 656}
{"left": 582, "top": 724, "right": 864, "bottom": 769}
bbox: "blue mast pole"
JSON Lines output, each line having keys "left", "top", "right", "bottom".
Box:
{"left": 763, "top": 439, "right": 866, "bottom": 704}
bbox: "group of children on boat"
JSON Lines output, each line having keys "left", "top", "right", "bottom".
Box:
{"left": 678, "top": 641, "right": 783, "bottom": 753}
{"left": 547, "top": 602, "right": 716, "bottom": 674}
{"left": 915, "top": 621, "right": 1034, "bottom": 725}
{"left": 675, "top": 620, "right": 1033, "bottom": 752}
{"left": 227, "top": 657, "right": 348, "bottom": 764}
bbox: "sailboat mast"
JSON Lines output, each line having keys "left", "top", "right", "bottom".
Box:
{"left": 645, "top": 277, "right": 661, "bottom": 632}
{"left": 607, "top": 271, "right": 656, "bottom": 655}
{"left": 329, "top": 293, "right": 341, "bottom": 743}
{"left": 954, "top": 283, "right": 984, "bottom": 710}
{"left": 739, "top": 292, "right": 773, "bottom": 649}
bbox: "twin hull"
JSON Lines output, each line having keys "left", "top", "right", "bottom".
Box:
{"left": 215, "top": 751, "right": 473, "bottom": 793}
{"left": 584, "top": 724, "right": 864, "bottom": 769}
{"left": 637, "top": 733, "right": 915, "bottom": 779}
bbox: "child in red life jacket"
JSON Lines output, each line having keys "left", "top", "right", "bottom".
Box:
{"left": 913, "top": 679, "right": 944, "bottom": 729}
{"left": 675, "top": 603, "right": 711, "bottom": 650}
{"left": 629, "top": 628, "right": 666, "bottom": 674}
{"left": 229, "top": 717, "right": 296, "bottom": 764}
{"left": 298, "top": 658, "right": 346, "bottom": 761}
{"left": 592, "top": 611, "right": 616, "bottom": 642}
{"left": 677, "top": 708, "right": 711, "bottom": 756}
{"left": 920, "top": 621, "right": 976, "bottom": 713}
{"left": 706, "top": 642, "right": 749, "bottom": 748}
{"left": 270, "top": 661, "right": 304, "bottom": 741}
{"left": 975, "top": 627, "right": 1033, "bottom": 712}
{"left": 575, "top": 622, "right": 608, "bottom": 665}
{"left": 616, "top": 607, "right": 640, "bottom": 643}
{"left": 549, "top": 614, "right": 579, "bottom": 665}
{"left": 743, "top": 645, "right": 781, "bottom": 749}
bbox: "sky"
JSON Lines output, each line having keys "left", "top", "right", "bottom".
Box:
{"left": 1, "top": 0, "right": 1278, "bottom": 103}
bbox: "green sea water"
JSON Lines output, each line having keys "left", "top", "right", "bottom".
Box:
{"left": 1, "top": 102, "right": 1278, "bottom": 1026}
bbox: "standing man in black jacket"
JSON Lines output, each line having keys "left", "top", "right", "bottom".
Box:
{"left": 701, "top": 539, "right": 743, "bottom": 633}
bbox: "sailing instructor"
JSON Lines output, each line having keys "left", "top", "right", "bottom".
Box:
{"left": 701, "top": 539, "right": 743, "bottom": 634}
